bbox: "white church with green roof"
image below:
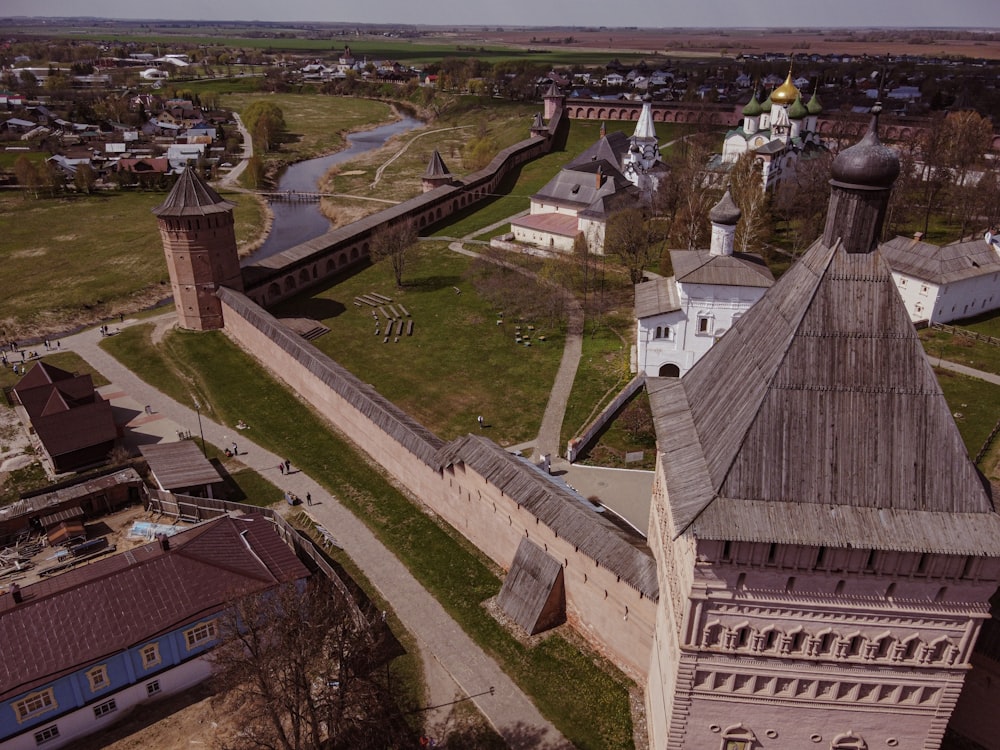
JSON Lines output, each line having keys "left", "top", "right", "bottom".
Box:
{"left": 719, "top": 71, "right": 826, "bottom": 191}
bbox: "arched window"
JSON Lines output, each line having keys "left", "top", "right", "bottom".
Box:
{"left": 659, "top": 363, "right": 680, "bottom": 378}
{"left": 704, "top": 622, "right": 724, "bottom": 647}
{"left": 831, "top": 732, "right": 867, "bottom": 750}
{"left": 721, "top": 724, "right": 756, "bottom": 750}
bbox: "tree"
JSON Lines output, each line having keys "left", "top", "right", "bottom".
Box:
{"left": 604, "top": 207, "right": 653, "bottom": 285}
{"left": 242, "top": 100, "right": 285, "bottom": 153}
{"left": 211, "top": 577, "right": 411, "bottom": 750}
{"left": 14, "top": 155, "right": 41, "bottom": 198}
{"left": 369, "top": 219, "right": 417, "bottom": 288}
{"left": 941, "top": 110, "right": 994, "bottom": 237}
{"left": 73, "top": 163, "right": 97, "bottom": 194}
{"left": 728, "top": 153, "right": 770, "bottom": 254}
{"left": 772, "top": 150, "right": 833, "bottom": 254}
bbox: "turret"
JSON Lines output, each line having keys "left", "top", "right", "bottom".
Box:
{"left": 709, "top": 190, "right": 741, "bottom": 256}
{"left": 822, "top": 103, "right": 900, "bottom": 254}
{"left": 421, "top": 150, "right": 453, "bottom": 193}
{"left": 742, "top": 93, "right": 762, "bottom": 135}
{"left": 153, "top": 167, "right": 242, "bottom": 331}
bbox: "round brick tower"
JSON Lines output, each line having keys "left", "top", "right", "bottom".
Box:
{"left": 153, "top": 167, "right": 244, "bottom": 330}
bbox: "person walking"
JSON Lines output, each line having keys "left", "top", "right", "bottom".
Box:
{"left": 306, "top": 492, "right": 312, "bottom": 506}
{"left": 279, "top": 463, "right": 285, "bottom": 475}
{"left": 231, "top": 441, "right": 238, "bottom": 456}
{"left": 284, "top": 459, "right": 291, "bottom": 473}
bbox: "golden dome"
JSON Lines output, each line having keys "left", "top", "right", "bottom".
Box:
{"left": 771, "top": 71, "right": 800, "bottom": 105}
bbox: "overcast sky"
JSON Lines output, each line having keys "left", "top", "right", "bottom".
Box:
{"left": 3, "top": 0, "right": 1000, "bottom": 29}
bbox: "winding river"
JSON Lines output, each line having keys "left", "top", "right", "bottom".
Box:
{"left": 244, "top": 114, "right": 423, "bottom": 265}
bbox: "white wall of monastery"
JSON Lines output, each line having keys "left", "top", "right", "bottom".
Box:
{"left": 891, "top": 270, "right": 1000, "bottom": 324}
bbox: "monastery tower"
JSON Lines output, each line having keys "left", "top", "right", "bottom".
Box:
{"left": 645, "top": 110, "right": 1000, "bottom": 749}
{"left": 153, "top": 167, "right": 244, "bottom": 330}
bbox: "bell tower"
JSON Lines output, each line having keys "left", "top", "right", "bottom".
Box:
{"left": 153, "top": 167, "right": 244, "bottom": 330}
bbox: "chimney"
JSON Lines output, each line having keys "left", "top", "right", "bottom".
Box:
{"left": 157, "top": 533, "right": 170, "bottom": 552}
{"left": 10, "top": 582, "right": 21, "bottom": 604}
{"left": 913, "top": 231, "right": 924, "bottom": 241}
{"left": 595, "top": 166, "right": 603, "bottom": 190}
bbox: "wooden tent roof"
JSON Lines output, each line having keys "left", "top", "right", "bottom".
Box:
{"left": 650, "top": 236, "right": 1000, "bottom": 555}
{"left": 497, "top": 538, "right": 565, "bottom": 635}
{"left": 152, "top": 166, "right": 234, "bottom": 217}
{"left": 671, "top": 250, "right": 774, "bottom": 288}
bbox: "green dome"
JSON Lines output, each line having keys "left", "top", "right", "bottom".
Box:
{"left": 742, "top": 94, "right": 762, "bottom": 117}
{"left": 788, "top": 95, "right": 808, "bottom": 120}
{"left": 806, "top": 90, "right": 823, "bottom": 115}
{"left": 760, "top": 94, "right": 773, "bottom": 113}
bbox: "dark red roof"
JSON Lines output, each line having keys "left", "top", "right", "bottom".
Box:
{"left": 0, "top": 514, "right": 309, "bottom": 700}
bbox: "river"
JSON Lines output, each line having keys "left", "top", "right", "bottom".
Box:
{"left": 244, "top": 114, "right": 423, "bottom": 265}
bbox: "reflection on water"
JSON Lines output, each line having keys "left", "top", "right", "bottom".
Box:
{"left": 244, "top": 115, "right": 422, "bottom": 265}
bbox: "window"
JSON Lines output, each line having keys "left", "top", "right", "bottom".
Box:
{"left": 721, "top": 724, "right": 756, "bottom": 750}
{"left": 140, "top": 643, "right": 161, "bottom": 670}
{"left": 14, "top": 689, "right": 56, "bottom": 723}
{"left": 93, "top": 699, "right": 117, "bottom": 718}
{"left": 831, "top": 732, "right": 867, "bottom": 750}
{"left": 33, "top": 725, "right": 59, "bottom": 745}
{"left": 86, "top": 665, "right": 109, "bottom": 692}
{"left": 184, "top": 620, "right": 218, "bottom": 650}
{"left": 697, "top": 316, "right": 712, "bottom": 334}
{"left": 146, "top": 680, "right": 161, "bottom": 697}
{"left": 920, "top": 284, "right": 929, "bottom": 295}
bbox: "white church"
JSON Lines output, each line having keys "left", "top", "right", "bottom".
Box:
{"left": 511, "top": 97, "right": 668, "bottom": 254}
{"left": 634, "top": 191, "right": 774, "bottom": 377}
{"left": 717, "top": 71, "right": 825, "bottom": 191}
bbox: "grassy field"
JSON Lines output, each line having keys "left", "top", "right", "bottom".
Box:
{"left": 935, "top": 368, "right": 1000, "bottom": 477}
{"left": 272, "top": 241, "right": 565, "bottom": 445}
{"left": 920, "top": 327, "right": 1000, "bottom": 376}
{"left": 219, "top": 93, "right": 395, "bottom": 166}
{"left": 100, "top": 326, "right": 635, "bottom": 750}
{"left": 0, "top": 190, "right": 262, "bottom": 337}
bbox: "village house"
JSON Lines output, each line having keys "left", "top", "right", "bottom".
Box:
{"left": 0, "top": 515, "right": 309, "bottom": 750}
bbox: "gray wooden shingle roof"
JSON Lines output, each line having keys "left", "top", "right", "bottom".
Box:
{"left": 880, "top": 235, "right": 1000, "bottom": 285}
{"left": 497, "top": 538, "right": 565, "bottom": 635}
{"left": 650, "top": 237, "right": 1000, "bottom": 555}
{"left": 218, "top": 289, "right": 444, "bottom": 466}
{"left": 152, "top": 166, "right": 234, "bottom": 217}
{"left": 671, "top": 250, "right": 774, "bottom": 288}
{"left": 635, "top": 277, "right": 681, "bottom": 319}
{"left": 140, "top": 441, "right": 222, "bottom": 490}
{"left": 435, "top": 434, "right": 659, "bottom": 598}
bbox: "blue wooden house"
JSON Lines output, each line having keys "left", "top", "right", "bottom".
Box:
{"left": 0, "top": 514, "right": 309, "bottom": 749}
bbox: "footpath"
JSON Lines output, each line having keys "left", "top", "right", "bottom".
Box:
{"left": 60, "top": 319, "right": 572, "bottom": 750}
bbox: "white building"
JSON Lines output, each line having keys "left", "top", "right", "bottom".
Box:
{"left": 634, "top": 192, "right": 773, "bottom": 377}
{"left": 511, "top": 97, "right": 667, "bottom": 254}
{"left": 717, "top": 71, "right": 825, "bottom": 191}
{"left": 880, "top": 231, "right": 1000, "bottom": 324}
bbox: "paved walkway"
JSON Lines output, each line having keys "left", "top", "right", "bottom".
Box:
{"left": 929, "top": 357, "right": 1000, "bottom": 386}
{"left": 57, "top": 320, "right": 572, "bottom": 750}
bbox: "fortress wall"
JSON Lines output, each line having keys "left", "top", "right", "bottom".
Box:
{"left": 218, "top": 289, "right": 656, "bottom": 679}
{"left": 242, "top": 106, "right": 565, "bottom": 308}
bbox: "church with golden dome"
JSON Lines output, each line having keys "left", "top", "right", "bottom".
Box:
{"left": 719, "top": 70, "right": 825, "bottom": 191}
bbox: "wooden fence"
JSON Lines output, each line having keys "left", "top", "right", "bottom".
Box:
{"left": 932, "top": 322, "right": 1000, "bottom": 347}
{"left": 566, "top": 374, "right": 645, "bottom": 462}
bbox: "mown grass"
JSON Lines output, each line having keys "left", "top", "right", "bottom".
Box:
{"left": 272, "top": 242, "right": 564, "bottom": 445}
{"left": 920, "top": 328, "right": 1000, "bottom": 375}
{"left": 101, "top": 326, "right": 634, "bottom": 749}
{"left": 0, "top": 190, "right": 262, "bottom": 336}
{"left": 934, "top": 367, "right": 1000, "bottom": 477}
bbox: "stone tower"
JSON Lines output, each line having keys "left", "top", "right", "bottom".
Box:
{"left": 421, "top": 150, "right": 453, "bottom": 193}
{"left": 645, "top": 112, "right": 1000, "bottom": 749}
{"left": 153, "top": 167, "right": 243, "bottom": 331}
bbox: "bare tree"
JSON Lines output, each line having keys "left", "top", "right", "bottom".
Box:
{"left": 604, "top": 207, "right": 653, "bottom": 284}
{"left": 941, "top": 110, "right": 994, "bottom": 238}
{"left": 773, "top": 151, "right": 834, "bottom": 254}
{"left": 211, "top": 578, "right": 410, "bottom": 750}
{"left": 369, "top": 219, "right": 418, "bottom": 288}
{"left": 728, "top": 154, "right": 771, "bottom": 254}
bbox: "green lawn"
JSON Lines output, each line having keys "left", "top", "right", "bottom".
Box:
{"left": 272, "top": 242, "right": 565, "bottom": 446}
{"left": 101, "top": 326, "right": 634, "bottom": 750}
{"left": 0, "top": 190, "right": 262, "bottom": 337}
{"left": 935, "top": 367, "right": 1000, "bottom": 474}
{"left": 921, "top": 328, "right": 1000, "bottom": 376}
